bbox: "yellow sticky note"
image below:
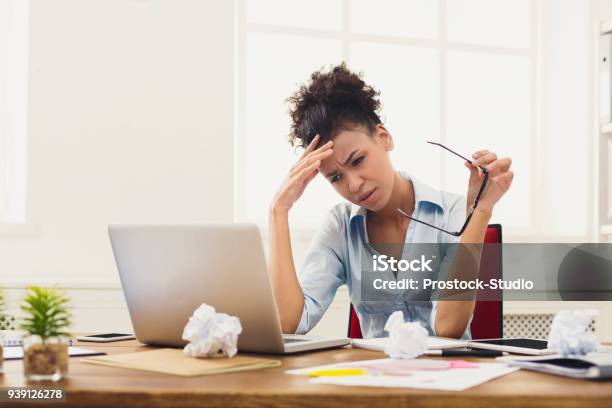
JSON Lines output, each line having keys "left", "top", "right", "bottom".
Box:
{"left": 306, "top": 368, "right": 367, "bottom": 377}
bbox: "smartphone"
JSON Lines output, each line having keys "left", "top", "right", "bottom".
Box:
{"left": 76, "top": 333, "right": 135, "bottom": 342}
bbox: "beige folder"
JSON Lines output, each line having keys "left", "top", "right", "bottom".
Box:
{"left": 81, "top": 348, "right": 281, "bottom": 377}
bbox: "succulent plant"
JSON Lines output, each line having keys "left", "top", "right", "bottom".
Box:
{"left": 19, "top": 286, "right": 72, "bottom": 342}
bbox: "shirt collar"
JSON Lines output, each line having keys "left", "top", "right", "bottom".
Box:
{"left": 349, "top": 171, "right": 444, "bottom": 225}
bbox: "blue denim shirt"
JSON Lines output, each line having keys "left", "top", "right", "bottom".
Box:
{"left": 295, "top": 172, "right": 471, "bottom": 339}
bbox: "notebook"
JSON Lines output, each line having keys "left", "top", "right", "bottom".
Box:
{"left": 4, "top": 346, "right": 105, "bottom": 360}
{"left": 81, "top": 348, "right": 281, "bottom": 376}
{"left": 351, "top": 336, "right": 556, "bottom": 355}
{"left": 351, "top": 336, "right": 468, "bottom": 352}
{"left": 499, "top": 353, "right": 612, "bottom": 379}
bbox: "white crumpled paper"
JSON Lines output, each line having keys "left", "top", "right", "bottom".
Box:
{"left": 547, "top": 309, "right": 600, "bottom": 356}
{"left": 181, "top": 303, "right": 243, "bottom": 358}
{"left": 383, "top": 310, "right": 428, "bottom": 359}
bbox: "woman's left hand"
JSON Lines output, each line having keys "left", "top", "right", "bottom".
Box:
{"left": 465, "top": 149, "right": 513, "bottom": 214}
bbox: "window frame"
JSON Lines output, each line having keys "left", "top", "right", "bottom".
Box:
{"left": 235, "top": 0, "right": 543, "bottom": 240}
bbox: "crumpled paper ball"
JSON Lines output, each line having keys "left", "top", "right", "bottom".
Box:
{"left": 383, "top": 310, "right": 428, "bottom": 359}
{"left": 547, "top": 309, "right": 600, "bottom": 356}
{"left": 182, "top": 303, "right": 243, "bottom": 358}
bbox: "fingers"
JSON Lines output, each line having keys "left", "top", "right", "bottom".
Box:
{"left": 465, "top": 160, "right": 479, "bottom": 172}
{"left": 298, "top": 160, "right": 321, "bottom": 182}
{"left": 464, "top": 160, "right": 480, "bottom": 181}
{"left": 473, "top": 152, "right": 497, "bottom": 167}
{"left": 472, "top": 150, "right": 490, "bottom": 160}
{"left": 299, "top": 134, "right": 320, "bottom": 160}
{"left": 291, "top": 147, "right": 333, "bottom": 176}
{"left": 312, "top": 140, "right": 334, "bottom": 157}
{"left": 471, "top": 148, "right": 513, "bottom": 176}
{"left": 300, "top": 135, "right": 333, "bottom": 160}
{"left": 294, "top": 140, "right": 333, "bottom": 169}
{"left": 485, "top": 157, "right": 512, "bottom": 174}
{"left": 303, "top": 164, "right": 319, "bottom": 185}
{"left": 293, "top": 140, "right": 333, "bottom": 168}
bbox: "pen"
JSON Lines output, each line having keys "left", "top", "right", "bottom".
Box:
{"left": 425, "top": 349, "right": 505, "bottom": 358}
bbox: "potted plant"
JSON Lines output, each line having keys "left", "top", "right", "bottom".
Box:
{"left": 19, "top": 286, "right": 72, "bottom": 381}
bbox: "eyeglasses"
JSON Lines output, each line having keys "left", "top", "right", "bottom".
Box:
{"left": 396, "top": 141, "right": 489, "bottom": 237}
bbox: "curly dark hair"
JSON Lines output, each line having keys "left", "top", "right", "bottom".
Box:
{"left": 287, "top": 63, "right": 382, "bottom": 149}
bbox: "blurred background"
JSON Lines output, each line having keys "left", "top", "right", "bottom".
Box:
{"left": 1, "top": 0, "right": 611, "bottom": 340}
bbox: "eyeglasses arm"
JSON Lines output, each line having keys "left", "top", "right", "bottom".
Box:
{"left": 396, "top": 208, "right": 462, "bottom": 237}
{"left": 396, "top": 168, "right": 489, "bottom": 237}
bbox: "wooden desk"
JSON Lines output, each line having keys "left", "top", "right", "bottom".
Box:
{"left": 2, "top": 339, "right": 611, "bottom": 408}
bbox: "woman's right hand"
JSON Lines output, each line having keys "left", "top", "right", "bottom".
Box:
{"left": 271, "top": 134, "right": 334, "bottom": 213}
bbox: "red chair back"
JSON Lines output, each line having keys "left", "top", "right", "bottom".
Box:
{"left": 348, "top": 224, "right": 503, "bottom": 339}
{"left": 348, "top": 302, "right": 363, "bottom": 339}
{"left": 470, "top": 224, "right": 503, "bottom": 339}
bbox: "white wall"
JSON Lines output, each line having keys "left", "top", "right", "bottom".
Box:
{"left": 537, "top": 0, "right": 590, "bottom": 239}
{"left": 1, "top": 0, "right": 234, "bottom": 283}
{"left": 592, "top": 1, "right": 612, "bottom": 31}
{"left": 0, "top": 1, "right": 28, "bottom": 224}
{"left": 1, "top": 0, "right": 235, "bottom": 331}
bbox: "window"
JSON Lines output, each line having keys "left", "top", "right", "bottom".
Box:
{"left": 0, "top": 0, "right": 28, "bottom": 223}
{"left": 236, "top": 0, "right": 537, "bottom": 234}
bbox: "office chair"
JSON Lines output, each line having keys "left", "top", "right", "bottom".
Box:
{"left": 348, "top": 224, "right": 503, "bottom": 339}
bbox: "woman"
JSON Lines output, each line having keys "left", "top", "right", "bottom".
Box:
{"left": 269, "top": 64, "right": 513, "bottom": 339}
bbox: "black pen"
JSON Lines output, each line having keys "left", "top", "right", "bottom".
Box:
{"left": 425, "top": 349, "right": 505, "bottom": 358}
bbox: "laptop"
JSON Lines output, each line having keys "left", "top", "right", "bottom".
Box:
{"left": 108, "top": 224, "right": 350, "bottom": 354}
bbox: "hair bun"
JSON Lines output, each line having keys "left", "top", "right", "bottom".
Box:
{"left": 287, "top": 63, "right": 381, "bottom": 148}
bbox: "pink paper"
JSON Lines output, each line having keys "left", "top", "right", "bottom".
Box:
{"left": 449, "top": 360, "right": 479, "bottom": 369}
